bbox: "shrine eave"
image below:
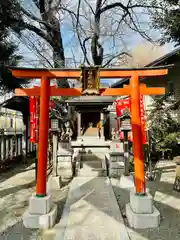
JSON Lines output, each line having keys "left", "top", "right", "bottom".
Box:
{"left": 0, "top": 96, "right": 29, "bottom": 115}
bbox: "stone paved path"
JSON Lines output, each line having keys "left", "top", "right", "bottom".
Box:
{"left": 112, "top": 160, "right": 180, "bottom": 240}
{"left": 54, "top": 177, "right": 130, "bottom": 240}
{"left": 0, "top": 162, "right": 42, "bottom": 239}
{"left": 0, "top": 162, "right": 69, "bottom": 240}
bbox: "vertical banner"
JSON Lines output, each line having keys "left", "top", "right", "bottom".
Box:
{"left": 30, "top": 96, "right": 36, "bottom": 143}
{"left": 30, "top": 98, "right": 55, "bottom": 143}
{"left": 35, "top": 97, "right": 40, "bottom": 143}
{"left": 140, "top": 95, "right": 147, "bottom": 144}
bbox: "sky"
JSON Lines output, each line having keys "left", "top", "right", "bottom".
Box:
{"left": 17, "top": 0, "right": 175, "bottom": 86}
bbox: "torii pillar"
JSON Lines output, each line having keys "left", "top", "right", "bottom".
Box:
{"left": 10, "top": 66, "right": 169, "bottom": 229}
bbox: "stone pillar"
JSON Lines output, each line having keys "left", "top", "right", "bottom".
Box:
{"left": 123, "top": 131, "right": 129, "bottom": 176}
{"left": 77, "top": 112, "right": 81, "bottom": 140}
{"left": 52, "top": 134, "right": 58, "bottom": 177}
{"left": 47, "top": 133, "right": 61, "bottom": 190}
{"left": 100, "top": 112, "right": 105, "bottom": 140}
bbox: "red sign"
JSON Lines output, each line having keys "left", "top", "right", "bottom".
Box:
{"left": 30, "top": 96, "right": 36, "bottom": 143}
{"left": 30, "top": 98, "right": 54, "bottom": 143}
{"left": 140, "top": 95, "right": 147, "bottom": 144}
{"left": 35, "top": 97, "right": 40, "bottom": 143}
{"left": 115, "top": 96, "right": 147, "bottom": 144}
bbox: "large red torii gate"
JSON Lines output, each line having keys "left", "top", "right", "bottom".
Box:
{"left": 9, "top": 66, "right": 169, "bottom": 197}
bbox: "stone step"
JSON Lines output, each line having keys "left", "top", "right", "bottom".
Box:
{"left": 81, "top": 155, "right": 104, "bottom": 162}
{"left": 78, "top": 160, "right": 107, "bottom": 177}
{"left": 78, "top": 168, "right": 107, "bottom": 177}
{"left": 81, "top": 160, "right": 102, "bottom": 169}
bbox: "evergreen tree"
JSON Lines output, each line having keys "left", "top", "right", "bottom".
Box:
{"left": 149, "top": 0, "right": 180, "bottom": 46}
{"left": 0, "top": 1, "right": 27, "bottom": 94}
{"left": 148, "top": 93, "right": 180, "bottom": 158}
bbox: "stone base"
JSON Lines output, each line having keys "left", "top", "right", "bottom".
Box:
{"left": 23, "top": 204, "right": 57, "bottom": 229}
{"left": 109, "top": 168, "right": 124, "bottom": 177}
{"left": 23, "top": 194, "right": 57, "bottom": 229}
{"left": 47, "top": 176, "right": 61, "bottom": 190}
{"left": 29, "top": 194, "right": 53, "bottom": 215}
{"left": 126, "top": 189, "right": 160, "bottom": 229}
{"left": 120, "top": 175, "right": 135, "bottom": 189}
{"left": 130, "top": 189, "right": 153, "bottom": 213}
{"left": 126, "top": 204, "right": 160, "bottom": 229}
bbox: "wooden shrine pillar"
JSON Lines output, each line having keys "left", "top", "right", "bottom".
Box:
{"left": 36, "top": 76, "right": 50, "bottom": 197}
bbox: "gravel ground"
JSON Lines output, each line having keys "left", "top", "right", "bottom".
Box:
{"left": 0, "top": 161, "right": 69, "bottom": 240}
{"left": 112, "top": 160, "right": 180, "bottom": 240}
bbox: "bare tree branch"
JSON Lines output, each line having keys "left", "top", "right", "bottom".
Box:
{"left": 10, "top": 14, "right": 53, "bottom": 45}
{"left": 102, "top": 52, "right": 132, "bottom": 67}
{"left": 100, "top": 2, "right": 162, "bottom": 14}
{"left": 82, "top": 37, "right": 91, "bottom": 64}
{"left": 91, "top": 0, "right": 104, "bottom": 65}
{"left": 84, "top": 0, "right": 95, "bottom": 15}
{"left": 74, "top": 0, "right": 91, "bottom": 65}
{"left": 32, "top": 0, "right": 40, "bottom": 9}
{"left": 19, "top": 32, "right": 53, "bottom": 68}
{"left": 21, "top": 7, "right": 53, "bottom": 30}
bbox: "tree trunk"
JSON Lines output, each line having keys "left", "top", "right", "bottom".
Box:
{"left": 173, "top": 164, "right": 180, "bottom": 192}
{"left": 49, "top": 16, "right": 69, "bottom": 88}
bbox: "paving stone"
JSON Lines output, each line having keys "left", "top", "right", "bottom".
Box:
{"left": 55, "top": 177, "right": 130, "bottom": 240}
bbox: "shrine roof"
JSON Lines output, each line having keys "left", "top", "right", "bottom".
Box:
{"left": 66, "top": 96, "right": 116, "bottom": 106}
{"left": 111, "top": 47, "right": 180, "bottom": 88}
{"left": 0, "top": 96, "right": 29, "bottom": 115}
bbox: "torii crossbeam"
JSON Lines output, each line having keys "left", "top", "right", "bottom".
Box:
{"left": 10, "top": 66, "right": 170, "bottom": 197}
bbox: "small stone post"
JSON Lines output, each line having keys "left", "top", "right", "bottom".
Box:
{"left": 52, "top": 133, "right": 58, "bottom": 177}
{"left": 77, "top": 112, "right": 81, "bottom": 140}
{"left": 123, "top": 130, "right": 129, "bottom": 176}
{"left": 100, "top": 112, "right": 105, "bottom": 140}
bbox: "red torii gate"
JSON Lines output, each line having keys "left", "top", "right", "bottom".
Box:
{"left": 9, "top": 66, "right": 169, "bottom": 197}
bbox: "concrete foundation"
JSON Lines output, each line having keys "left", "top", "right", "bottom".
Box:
{"left": 47, "top": 176, "right": 62, "bottom": 190}
{"left": 130, "top": 189, "right": 153, "bottom": 214}
{"left": 23, "top": 194, "right": 57, "bottom": 229}
{"left": 126, "top": 188, "right": 160, "bottom": 229}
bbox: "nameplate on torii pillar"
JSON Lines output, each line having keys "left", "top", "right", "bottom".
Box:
{"left": 80, "top": 66, "right": 100, "bottom": 95}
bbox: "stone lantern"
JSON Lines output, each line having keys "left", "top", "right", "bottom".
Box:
{"left": 50, "top": 118, "right": 59, "bottom": 132}
{"left": 120, "top": 109, "right": 131, "bottom": 132}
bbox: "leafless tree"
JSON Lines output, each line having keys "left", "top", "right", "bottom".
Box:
{"left": 7, "top": 0, "right": 163, "bottom": 87}
{"left": 6, "top": 0, "right": 69, "bottom": 87}
{"left": 61, "top": 0, "right": 162, "bottom": 67}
